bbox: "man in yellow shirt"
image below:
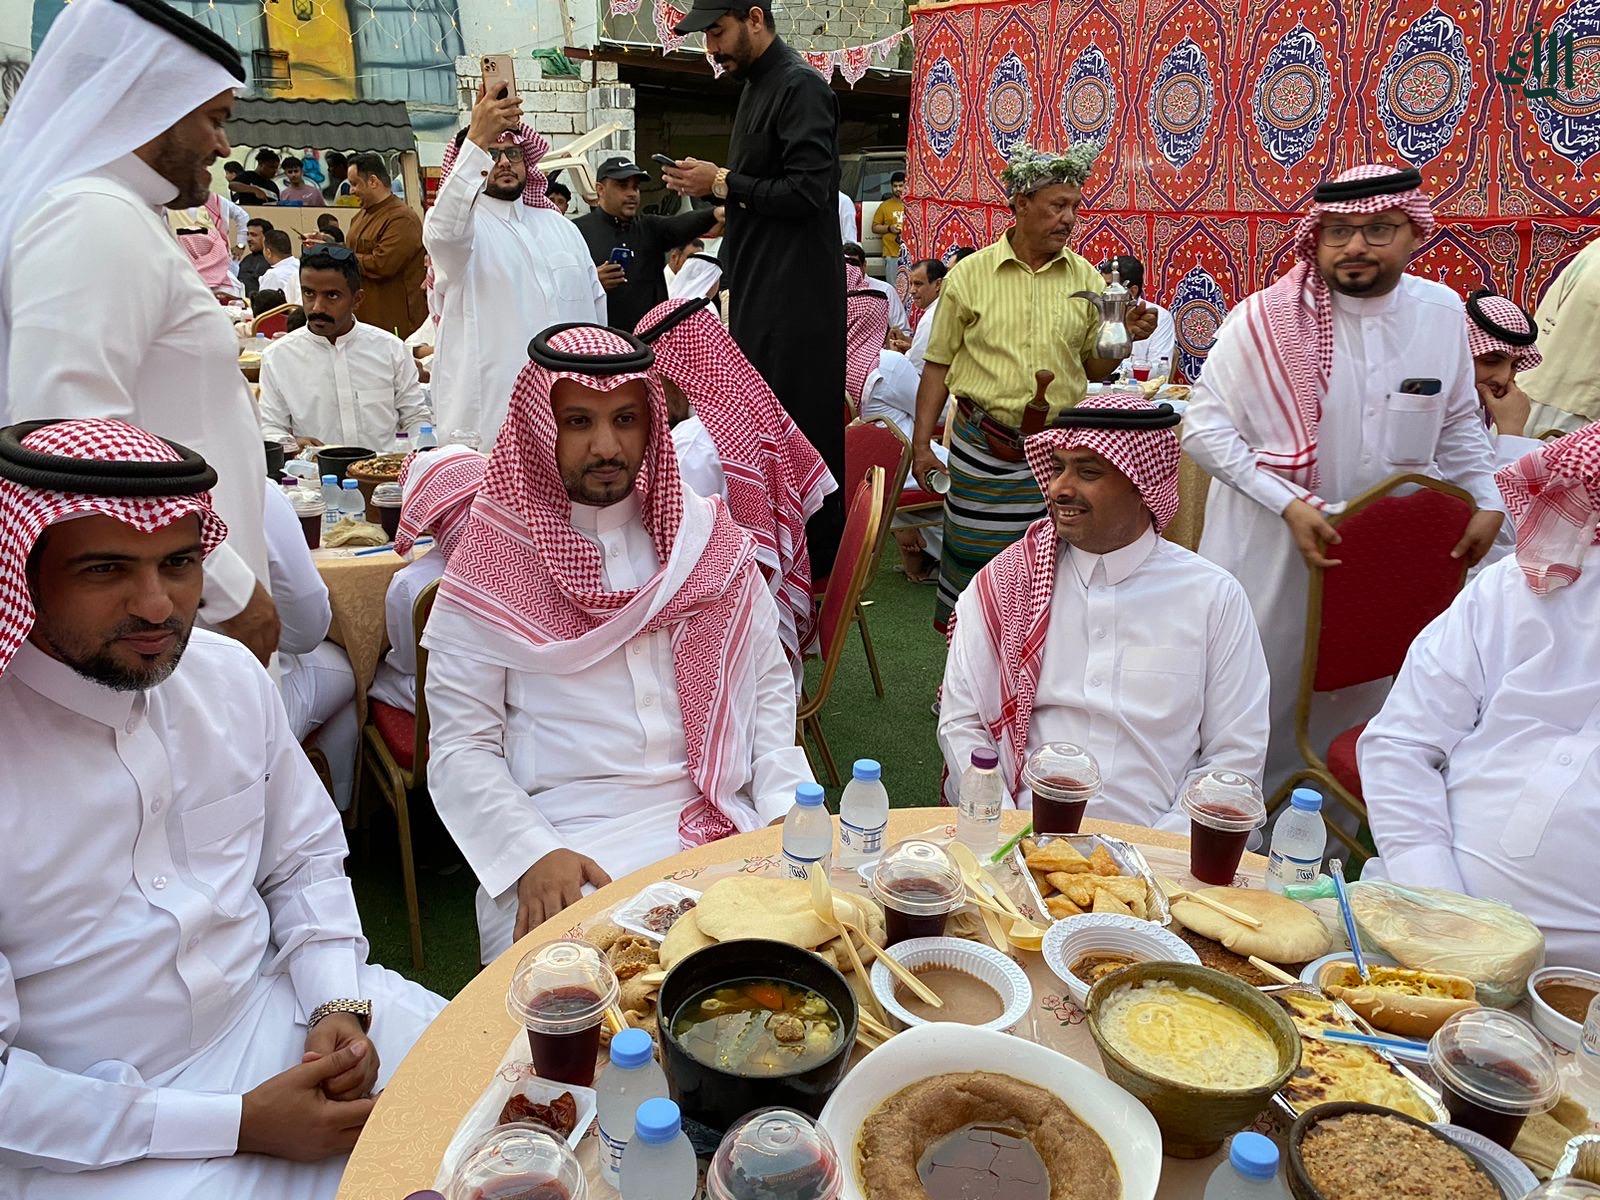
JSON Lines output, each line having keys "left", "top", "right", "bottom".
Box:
{"left": 871, "top": 172, "right": 907, "bottom": 259}
{"left": 911, "top": 142, "right": 1157, "bottom": 629}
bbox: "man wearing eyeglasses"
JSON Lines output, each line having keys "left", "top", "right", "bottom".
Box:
{"left": 1183, "top": 164, "right": 1504, "bottom": 790}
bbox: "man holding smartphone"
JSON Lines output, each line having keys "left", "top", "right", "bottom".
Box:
{"left": 1183, "top": 164, "right": 1506, "bottom": 790}
{"left": 574, "top": 156, "right": 722, "bottom": 330}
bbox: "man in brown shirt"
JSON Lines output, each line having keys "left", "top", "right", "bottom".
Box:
{"left": 346, "top": 153, "right": 426, "bottom": 337}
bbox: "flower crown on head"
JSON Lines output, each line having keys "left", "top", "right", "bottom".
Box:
{"left": 1000, "top": 141, "right": 1101, "bottom": 197}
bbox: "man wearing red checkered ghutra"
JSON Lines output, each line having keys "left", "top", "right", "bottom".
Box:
{"left": 1183, "top": 165, "right": 1506, "bottom": 791}
{"left": 939, "top": 397, "right": 1270, "bottom": 830}
{"left": 1359, "top": 424, "right": 1600, "bottom": 972}
{"left": 1463, "top": 289, "right": 1544, "bottom": 468}
{"left": 421, "top": 324, "right": 816, "bottom": 964}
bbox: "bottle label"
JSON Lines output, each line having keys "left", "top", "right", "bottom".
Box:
{"left": 782, "top": 849, "right": 829, "bottom": 880}
{"left": 840, "top": 818, "right": 885, "bottom": 854}
{"left": 598, "top": 1123, "right": 625, "bottom": 1182}
{"left": 1269, "top": 850, "right": 1321, "bottom": 885}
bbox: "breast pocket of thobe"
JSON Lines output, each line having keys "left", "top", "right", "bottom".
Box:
{"left": 178, "top": 775, "right": 268, "bottom": 917}
{"left": 545, "top": 250, "right": 595, "bottom": 307}
{"left": 1382, "top": 390, "right": 1447, "bottom": 467}
{"left": 1118, "top": 646, "right": 1204, "bottom": 732}
{"left": 1499, "top": 734, "right": 1599, "bottom": 859}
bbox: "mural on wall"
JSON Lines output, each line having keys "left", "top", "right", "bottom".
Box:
{"left": 28, "top": 0, "right": 462, "bottom": 130}
{"left": 906, "top": 0, "right": 1600, "bottom": 380}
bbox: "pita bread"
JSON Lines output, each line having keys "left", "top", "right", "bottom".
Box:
{"left": 659, "top": 909, "right": 715, "bottom": 968}
{"left": 1170, "top": 887, "right": 1332, "bottom": 963}
{"left": 692, "top": 876, "right": 835, "bottom": 947}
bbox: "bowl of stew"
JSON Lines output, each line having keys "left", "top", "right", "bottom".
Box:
{"left": 1528, "top": 966, "right": 1600, "bottom": 1052}
{"left": 659, "top": 939, "right": 859, "bottom": 1136}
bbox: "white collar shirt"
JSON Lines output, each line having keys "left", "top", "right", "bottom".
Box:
{"left": 908, "top": 297, "right": 939, "bottom": 375}
{"left": 939, "top": 526, "right": 1271, "bottom": 826}
{"left": 258, "top": 322, "right": 430, "bottom": 449}
{"left": 1359, "top": 549, "right": 1600, "bottom": 970}
{"left": 1131, "top": 298, "right": 1175, "bottom": 368}
{"left": 258, "top": 256, "right": 301, "bottom": 304}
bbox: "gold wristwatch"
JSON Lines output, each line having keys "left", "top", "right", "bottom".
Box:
{"left": 308, "top": 998, "right": 373, "bottom": 1032}
{"left": 711, "top": 167, "right": 731, "bottom": 200}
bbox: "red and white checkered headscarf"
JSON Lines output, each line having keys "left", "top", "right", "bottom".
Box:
{"left": 1226, "top": 164, "right": 1437, "bottom": 493}
{"left": 394, "top": 444, "right": 487, "bottom": 561}
{"left": 177, "top": 194, "right": 235, "bottom": 293}
{"left": 639, "top": 299, "right": 834, "bottom": 674}
{"left": 0, "top": 418, "right": 226, "bottom": 679}
{"left": 436, "top": 324, "right": 768, "bottom": 848}
{"left": 427, "top": 125, "right": 557, "bottom": 300}
{"left": 1495, "top": 423, "right": 1600, "bottom": 595}
{"left": 1465, "top": 291, "right": 1543, "bottom": 373}
{"left": 949, "top": 396, "right": 1182, "bottom": 792}
{"left": 846, "top": 264, "right": 889, "bottom": 405}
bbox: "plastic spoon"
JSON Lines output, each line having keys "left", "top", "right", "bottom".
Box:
{"left": 1157, "top": 877, "right": 1265, "bottom": 929}
{"left": 806, "top": 863, "right": 888, "bottom": 1022}
{"left": 1328, "top": 858, "right": 1369, "bottom": 981}
{"left": 948, "top": 842, "right": 1027, "bottom": 921}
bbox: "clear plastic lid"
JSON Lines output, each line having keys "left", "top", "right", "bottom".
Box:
{"left": 445, "top": 1123, "right": 586, "bottom": 1200}
{"left": 1521, "top": 1184, "right": 1600, "bottom": 1199}
{"left": 1429, "top": 1009, "right": 1561, "bottom": 1116}
{"left": 373, "top": 482, "right": 403, "bottom": 505}
{"left": 1021, "top": 742, "right": 1102, "bottom": 801}
{"left": 506, "top": 940, "right": 619, "bottom": 1032}
{"left": 290, "top": 491, "right": 326, "bottom": 515}
{"left": 869, "top": 839, "right": 964, "bottom": 917}
{"left": 1179, "top": 770, "right": 1266, "bottom": 832}
{"left": 706, "top": 1107, "right": 844, "bottom": 1200}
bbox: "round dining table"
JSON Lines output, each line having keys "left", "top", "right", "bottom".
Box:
{"left": 337, "top": 809, "right": 1266, "bottom": 1199}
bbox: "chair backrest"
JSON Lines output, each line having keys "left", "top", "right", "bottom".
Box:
{"left": 251, "top": 304, "right": 293, "bottom": 337}
{"left": 845, "top": 418, "right": 911, "bottom": 561}
{"left": 409, "top": 577, "right": 441, "bottom": 789}
{"left": 1303, "top": 474, "right": 1474, "bottom": 700}
{"left": 809, "top": 469, "right": 884, "bottom": 702}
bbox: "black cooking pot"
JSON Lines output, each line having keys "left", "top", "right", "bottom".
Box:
{"left": 312, "top": 444, "right": 376, "bottom": 482}
{"left": 658, "top": 939, "right": 858, "bottom": 1138}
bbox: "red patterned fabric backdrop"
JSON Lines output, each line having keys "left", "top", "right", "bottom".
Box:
{"left": 904, "top": 0, "right": 1600, "bottom": 380}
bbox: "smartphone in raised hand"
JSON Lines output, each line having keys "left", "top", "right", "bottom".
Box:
{"left": 481, "top": 54, "right": 516, "bottom": 99}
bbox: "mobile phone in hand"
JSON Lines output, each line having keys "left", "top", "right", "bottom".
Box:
{"left": 651, "top": 154, "right": 678, "bottom": 168}
{"left": 481, "top": 54, "right": 516, "bottom": 99}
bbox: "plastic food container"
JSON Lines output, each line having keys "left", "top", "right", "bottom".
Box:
{"left": 870, "top": 936, "right": 1032, "bottom": 1033}
{"left": 1021, "top": 742, "right": 1101, "bottom": 836}
{"left": 1179, "top": 770, "right": 1266, "bottom": 885}
{"left": 1041, "top": 913, "right": 1199, "bottom": 1009}
{"left": 506, "top": 940, "right": 619, "bottom": 1089}
{"left": 1427, "top": 1008, "right": 1560, "bottom": 1150}
{"left": 869, "top": 840, "right": 964, "bottom": 946}
{"left": 706, "top": 1107, "right": 843, "bottom": 1200}
{"left": 443, "top": 1122, "right": 586, "bottom": 1200}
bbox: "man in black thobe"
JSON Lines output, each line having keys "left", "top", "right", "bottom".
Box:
{"left": 664, "top": 0, "right": 847, "bottom": 572}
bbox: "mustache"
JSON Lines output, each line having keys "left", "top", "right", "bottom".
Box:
{"left": 585, "top": 458, "right": 627, "bottom": 474}
{"left": 110, "top": 617, "right": 184, "bottom": 644}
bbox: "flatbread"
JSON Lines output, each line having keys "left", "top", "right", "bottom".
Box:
{"left": 658, "top": 909, "right": 715, "bottom": 968}
{"left": 692, "top": 875, "right": 835, "bottom": 947}
{"left": 1170, "top": 887, "right": 1332, "bottom": 963}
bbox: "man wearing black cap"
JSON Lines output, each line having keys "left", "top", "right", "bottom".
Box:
{"left": 661, "top": 0, "right": 848, "bottom": 573}
{"left": 574, "top": 154, "right": 722, "bottom": 330}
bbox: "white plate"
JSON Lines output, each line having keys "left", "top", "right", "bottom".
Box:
{"left": 609, "top": 881, "right": 701, "bottom": 944}
{"left": 1040, "top": 914, "right": 1199, "bottom": 1008}
{"left": 818, "top": 1023, "right": 1162, "bottom": 1200}
{"left": 1434, "top": 1123, "right": 1540, "bottom": 1198}
{"left": 869, "top": 937, "right": 1032, "bottom": 1033}
{"left": 1297, "top": 948, "right": 1402, "bottom": 989}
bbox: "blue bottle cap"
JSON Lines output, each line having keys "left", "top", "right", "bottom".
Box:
{"left": 634, "top": 1097, "right": 681, "bottom": 1144}
{"left": 342, "top": 479, "right": 359, "bottom": 488}
{"left": 321, "top": 474, "right": 338, "bottom": 485}
{"left": 420, "top": 424, "right": 434, "bottom": 433}
{"left": 609, "top": 1027, "right": 654, "bottom": 1069}
{"left": 852, "top": 759, "right": 881, "bottom": 782}
{"left": 795, "top": 782, "right": 825, "bottom": 807}
{"left": 1290, "top": 787, "right": 1324, "bottom": 812}
{"left": 1229, "top": 1131, "right": 1279, "bottom": 1180}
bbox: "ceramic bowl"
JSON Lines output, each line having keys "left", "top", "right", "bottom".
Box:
{"left": 1288, "top": 1102, "right": 1509, "bottom": 1200}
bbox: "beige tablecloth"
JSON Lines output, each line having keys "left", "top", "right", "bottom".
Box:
{"left": 336, "top": 811, "right": 1271, "bottom": 1199}
{"left": 314, "top": 548, "right": 408, "bottom": 725}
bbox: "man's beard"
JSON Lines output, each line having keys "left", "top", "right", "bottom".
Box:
{"left": 485, "top": 177, "right": 524, "bottom": 201}
{"left": 563, "top": 458, "right": 638, "bottom": 506}
{"left": 1323, "top": 257, "right": 1403, "bottom": 297}
{"left": 145, "top": 129, "right": 212, "bottom": 208}
{"left": 34, "top": 616, "right": 193, "bottom": 692}
{"left": 720, "top": 26, "right": 757, "bottom": 76}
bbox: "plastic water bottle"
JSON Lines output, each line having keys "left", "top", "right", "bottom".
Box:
{"left": 1266, "top": 788, "right": 1327, "bottom": 894}
{"left": 839, "top": 759, "right": 889, "bottom": 869}
{"left": 782, "top": 782, "right": 833, "bottom": 881}
{"left": 320, "top": 474, "right": 342, "bottom": 534}
{"left": 619, "top": 1098, "right": 696, "bottom": 1200}
{"left": 393, "top": 429, "right": 411, "bottom": 455}
{"left": 1581, "top": 993, "right": 1600, "bottom": 1086}
{"left": 956, "top": 747, "right": 1003, "bottom": 857}
{"left": 1204, "top": 1133, "right": 1290, "bottom": 1198}
{"left": 416, "top": 424, "right": 438, "bottom": 450}
{"left": 340, "top": 478, "right": 366, "bottom": 522}
{"left": 596, "top": 1028, "right": 670, "bottom": 1189}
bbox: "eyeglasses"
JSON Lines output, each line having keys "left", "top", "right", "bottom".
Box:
{"left": 304, "top": 244, "right": 355, "bottom": 264}
{"left": 487, "top": 146, "right": 525, "bottom": 163}
{"left": 1320, "top": 221, "right": 1405, "bottom": 247}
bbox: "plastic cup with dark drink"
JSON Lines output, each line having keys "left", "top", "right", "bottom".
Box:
{"left": 372, "top": 481, "right": 403, "bottom": 542}
{"left": 1022, "top": 742, "right": 1101, "bottom": 836}
{"left": 1428, "top": 1009, "right": 1560, "bottom": 1150}
{"left": 290, "top": 491, "right": 325, "bottom": 551}
{"left": 870, "top": 839, "right": 964, "bottom": 946}
{"left": 444, "top": 1122, "right": 586, "bottom": 1200}
{"left": 506, "top": 939, "right": 619, "bottom": 1089}
{"left": 1178, "top": 770, "right": 1266, "bottom": 886}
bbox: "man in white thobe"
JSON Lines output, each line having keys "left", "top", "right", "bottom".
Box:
{"left": 904, "top": 257, "right": 947, "bottom": 378}
{"left": 940, "top": 397, "right": 1270, "bottom": 827}
{"left": 424, "top": 84, "right": 605, "bottom": 451}
{"left": 258, "top": 246, "right": 431, "bottom": 451}
{"left": 423, "top": 324, "right": 814, "bottom": 963}
{"left": 1359, "top": 426, "right": 1600, "bottom": 970}
{"left": 0, "top": 417, "right": 443, "bottom": 1200}
{"left": 1183, "top": 165, "right": 1504, "bottom": 788}
{"left": 1464, "top": 290, "right": 1544, "bottom": 469}
{"left": 1099, "top": 255, "right": 1176, "bottom": 370}
{"left": 257, "top": 230, "right": 302, "bottom": 304}
{"left": 0, "top": 0, "right": 279, "bottom": 665}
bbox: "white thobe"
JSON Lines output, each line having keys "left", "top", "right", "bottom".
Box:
{"left": 671, "top": 415, "right": 728, "bottom": 502}
{"left": 1184, "top": 277, "right": 1505, "bottom": 787}
{"left": 1358, "top": 549, "right": 1600, "bottom": 970}
{"left": 424, "top": 491, "right": 813, "bottom": 963}
{"left": 367, "top": 553, "right": 445, "bottom": 714}
{"left": 838, "top": 192, "right": 858, "bottom": 243}
{"left": 1132, "top": 299, "right": 1176, "bottom": 368}
{"left": 0, "top": 634, "right": 444, "bottom": 1199}
{"left": 258, "top": 323, "right": 430, "bottom": 450}
{"left": 939, "top": 527, "right": 1271, "bottom": 828}
{"left": 907, "top": 298, "right": 939, "bottom": 375}
{"left": 258, "top": 257, "right": 301, "bottom": 304}
{"left": 867, "top": 276, "right": 909, "bottom": 335}
{"left": 4, "top": 154, "right": 268, "bottom": 622}
{"left": 424, "top": 141, "right": 606, "bottom": 450}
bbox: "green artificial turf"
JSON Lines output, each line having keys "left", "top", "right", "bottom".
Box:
{"left": 347, "top": 555, "right": 951, "bottom": 999}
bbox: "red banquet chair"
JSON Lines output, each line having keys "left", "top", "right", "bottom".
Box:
{"left": 1269, "top": 473, "right": 1475, "bottom": 860}
{"left": 798, "top": 468, "right": 885, "bottom": 786}
{"left": 250, "top": 304, "right": 294, "bottom": 338}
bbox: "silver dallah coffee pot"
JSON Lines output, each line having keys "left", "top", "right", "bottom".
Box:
{"left": 1071, "top": 264, "right": 1133, "bottom": 360}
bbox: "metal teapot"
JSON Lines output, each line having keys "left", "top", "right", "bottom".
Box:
{"left": 1071, "top": 263, "right": 1133, "bottom": 360}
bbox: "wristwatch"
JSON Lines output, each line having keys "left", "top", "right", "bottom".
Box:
{"left": 308, "top": 998, "right": 373, "bottom": 1032}
{"left": 711, "top": 167, "right": 731, "bottom": 200}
